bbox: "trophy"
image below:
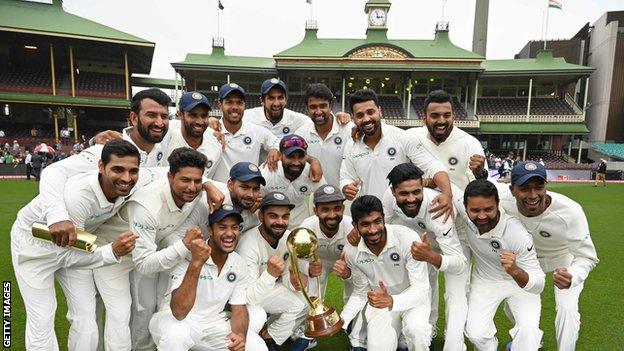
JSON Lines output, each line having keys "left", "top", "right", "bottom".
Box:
{"left": 286, "top": 227, "right": 344, "bottom": 338}
{"left": 32, "top": 222, "right": 98, "bottom": 253}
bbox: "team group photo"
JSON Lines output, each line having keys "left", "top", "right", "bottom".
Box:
{"left": 1, "top": 0, "right": 622, "bottom": 350}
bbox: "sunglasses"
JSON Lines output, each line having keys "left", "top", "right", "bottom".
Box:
{"left": 281, "top": 137, "right": 308, "bottom": 150}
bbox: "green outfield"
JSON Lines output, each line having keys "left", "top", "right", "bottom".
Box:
{"left": 1, "top": 180, "right": 622, "bottom": 350}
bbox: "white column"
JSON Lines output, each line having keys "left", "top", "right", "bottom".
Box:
{"left": 526, "top": 78, "right": 533, "bottom": 122}
{"left": 568, "top": 136, "right": 573, "bottom": 158}
{"left": 473, "top": 79, "right": 479, "bottom": 115}
{"left": 406, "top": 78, "right": 412, "bottom": 119}
{"left": 577, "top": 139, "right": 583, "bottom": 163}
{"left": 582, "top": 77, "right": 590, "bottom": 120}
{"left": 341, "top": 76, "right": 346, "bottom": 112}
{"left": 227, "top": 74, "right": 231, "bottom": 84}
{"left": 523, "top": 139, "right": 527, "bottom": 161}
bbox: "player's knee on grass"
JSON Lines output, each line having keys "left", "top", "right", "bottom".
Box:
{"left": 248, "top": 304, "right": 268, "bottom": 333}
{"left": 149, "top": 313, "right": 194, "bottom": 349}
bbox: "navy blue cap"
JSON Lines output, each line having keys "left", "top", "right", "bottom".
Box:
{"left": 229, "top": 162, "right": 266, "bottom": 186}
{"left": 218, "top": 83, "right": 245, "bottom": 101}
{"left": 209, "top": 204, "right": 243, "bottom": 225}
{"left": 179, "top": 91, "right": 211, "bottom": 111}
{"left": 279, "top": 134, "right": 308, "bottom": 156}
{"left": 511, "top": 161, "right": 547, "bottom": 186}
{"left": 313, "top": 184, "right": 345, "bottom": 205}
{"left": 260, "top": 192, "right": 295, "bottom": 210}
{"left": 261, "top": 78, "right": 287, "bottom": 96}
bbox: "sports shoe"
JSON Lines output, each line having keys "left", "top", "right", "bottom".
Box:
{"left": 505, "top": 341, "right": 513, "bottom": 351}
{"left": 291, "top": 338, "right": 317, "bottom": 351}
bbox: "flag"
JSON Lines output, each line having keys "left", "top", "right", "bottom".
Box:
{"left": 218, "top": 0, "right": 224, "bottom": 10}
{"left": 548, "top": 0, "right": 562, "bottom": 10}
{"left": 306, "top": 0, "right": 312, "bottom": 4}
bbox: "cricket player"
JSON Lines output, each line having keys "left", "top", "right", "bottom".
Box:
{"left": 459, "top": 179, "right": 545, "bottom": 351}
{"left": 160, "top": 91, "right": 222, "bottom": 178}
{"left": 295, "top": 83, "right": 354, "bottom": 187}
{"left": 211, "top": 82, "right": 280, "bottom": 183}
{"left": 382, "top": 162, "right": 468, "bottom": 351}
{"left": 261, "top": 134, "right": 327, "bottom": 228}
{"left": 10, "top": 142, "right": 138, "bottom": 351}
{"left": 341, "top": 195, "right": 432, "bottom": 351}
{"left": 500, "top": 161, "right": 599, "bottom": 351}
{"left": 339, "top": 89, "right": 453, "bottom": 220}
{"left": 236, "top": 192, "right": 311, "bottom": 351}
{"left": 149, "top": 206, "right": 267, "bottom": 351}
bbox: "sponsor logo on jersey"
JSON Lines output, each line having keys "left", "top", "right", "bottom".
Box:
{"left": 357, "top": 258, "right": 375, "bottom": 264}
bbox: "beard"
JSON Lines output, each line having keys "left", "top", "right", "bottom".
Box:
{"left": 319, "top": 215, "right": 342, "bottom": 233}
{"left": 397, "top": 200, "right": 422, "bottom": 218}
{"left": 264, "top": 222, "right": 287, "bottom": 240}
{"left": 183, "top": 119, "right": 206, "bottom": 139}
{"left": 283, "top": 163, "right": 304, "bottom": 179}
{"left": 137, "top": 118, "right": 166, "bottom": 143}
{"left": 426, "top": 123, "right": 452, "bottom": 143}
{"left": 264, "top": 105, "right": 284, "bottom": 124}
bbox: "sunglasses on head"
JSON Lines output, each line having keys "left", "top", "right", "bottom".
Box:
{"left": 281, "top": 137, "right": 308, "bottom": 150}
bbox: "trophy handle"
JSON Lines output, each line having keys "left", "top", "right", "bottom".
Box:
{"left": 288, "top": 245, "right": 316, "bottom": 308}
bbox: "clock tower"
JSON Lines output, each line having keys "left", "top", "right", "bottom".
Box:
{"left": 365, "top": 0, "right": 391, "bottom": 30}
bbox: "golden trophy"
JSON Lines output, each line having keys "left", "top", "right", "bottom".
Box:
{"left": 286, "top": 227, "right": 344, "bottom": 338}
{"left": 32, "top": 222, "right": 98, "bottom": 253}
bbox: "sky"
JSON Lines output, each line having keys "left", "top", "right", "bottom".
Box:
{"left": 62, "top": 0, "right": 624, "bottom": 79}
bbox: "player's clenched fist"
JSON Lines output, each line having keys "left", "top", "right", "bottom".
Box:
{"left": 267, "top": 256, "right": 285, "bottom": 278}
{"left": 499, "top": 250, "right": 518, "bottom": 275}
{"left": 308, "top": 258, "right": 322, "bottom": 278}
{"left": 112, "top": 231, "right": 138, "bottom": 258}
{"left": 289, "top": 265, "right": 308, "bottom": 291}
{"left": 332, "top": 251, "right": 351, "bottom": 279}
{"left": 190, "top": 238, "right": 212, "bottom": 264}
{"left": 182, "top": 226, "right": 203, "bottom": 249}
{"left": 469, "top": 154, "right": 486, "bottom": 173}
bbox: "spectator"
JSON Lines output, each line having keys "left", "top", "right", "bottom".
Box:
{"left": 4, "top": 152, "right": 13, "bottom": 165}
{"left": 55, "top": 139, "right": 62, "bottom": 152}
{"left": 61, "top": 127, "right": 71, "bottom": 145}
{"left": 24, "top": 150, "right": 33, "bottom": 180}
{"left": 30, "top": 127, "right": 38, "bottom": 138}
{"left": 0, "top": 152, "right": 4, "bottom": 164}
{"left": 595, "top": 159, "right": 607, "bottom": 187}
{"left": 539, "top": 158, "right": 545, "bottom": 167}
{"left": 0, "top": 129, "right": 5, "bottom": 138}
{"left": 514, "top": 155, "right": 522, "bottom": 166}
{"left": 498, "top": 151, "right": 514, "bottom": 181}
{"left": 72, "top": 142, "right": 82, "bottom": 153}
{"left": 12, "top": 140, "right": 20, "bottom": 154}
{"left": 31, "top": 152, "right": 43, "bottom": 181}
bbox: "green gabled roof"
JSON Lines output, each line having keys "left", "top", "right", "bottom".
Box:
{"left": 478, "top": 122, "right": 589, "bottom": 134}
{"left": 0, "top": 91, "right": 129, "bottom": 109}
{"left": 275, "top": 29, "right": 483, "bottom": 60}
{"left": 0, "top": 0, "right": 154, "bottom": 47}
{"left": 173, "top": 48, "right": 276, "bottom": 72}
{"left": 482, "top": 51, "right": 594, "bottom": 76}
{"left": 131, "top": 76, "right": 177, "bottom": 89}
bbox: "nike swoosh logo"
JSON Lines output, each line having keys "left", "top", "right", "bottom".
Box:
{"left": 443, "top": 228, "right": 452, "bottom": 237}
{"left": 527, "top": 245, "right": 533, "bottom": 251}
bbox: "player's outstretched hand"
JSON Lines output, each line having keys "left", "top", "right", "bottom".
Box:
{"left": 332, "top": 251, "right": 351, "bottom": 279}
{"left": 182, "top": 226, "right": 203, "bottom": 250}
{"left": 49, "top": 220, "right": 77, "bottom": 247}
{"left": 226, "top": 332, "right": 245, "bottom": 351}
{"left": 367, "top": 281, "right": 393, "bottom": 309}
{"left": 336, "top": 111, "right": 352, "bottom": 125}
{"left": 112, "top": 231, "right": 138, "bottom": 258}
{"left": 190, "top": 238, "right": 211, "bottom": 265}
{"left": 308, "top": 156, "right": 323, "bottom": 183}
{"left": 93, "top": 130, "right": 123, "bottom": 145}
{"left": 265, "top": 150, "right": 280, "bottom": 171}
{"left": 553, "top": 267, "right": 572, "bottom": 289}
{"left": 204, "top": 184, "right": 225, "bottom": 214}
{"left": 429, "top": 193, "right": 454, "bottom": 222}
{"left": 267, "top": 256, "right": 285, "bottom": 278}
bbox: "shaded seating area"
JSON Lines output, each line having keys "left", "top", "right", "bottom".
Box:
{"left": 411, "top": 96, "right": 468, "bottom": 119}
{"left": 477, "top": 97, "right": 577, "bottom": 116}
{"left": 0, "top": 65, "right": 52, "bottom": 94}
{"left": 75, "top": 72, "right": 125, "bottom": 98}
{"left": 592, "top": 143, "right": 624, "bottom": 160}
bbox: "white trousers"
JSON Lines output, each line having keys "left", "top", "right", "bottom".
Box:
{"left": 466, "top": 280, "right": 542, "bottom": 351}
{"left": 257, "top": 284, "right": 308, "bottom": 345}
{"left": 364, "top": 303, "right": 431, "bottom": 351}
{"left": 149, "top": 309, "right": 268, "bottom": 351}
{"left": 129, "top": 269, "right": 160, "bottom": 351}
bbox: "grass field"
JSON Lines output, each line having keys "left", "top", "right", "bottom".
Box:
{"left": 1, "top": 180, "right": 622, "bottom": 350}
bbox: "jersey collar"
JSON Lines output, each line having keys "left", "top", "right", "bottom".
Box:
{"left": 357, "top": 225, "right": 397, "bottom": 256}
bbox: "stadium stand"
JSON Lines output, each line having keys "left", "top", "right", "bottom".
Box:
{"left": 477, "top": 97, "right": 577, "bottom": 116}
{"left": 411, "top": 96, "right": 468, "bottom": 119}
{"left": 0, "top": 65, "right": 52, "bottom": 94}
{"left": 592, "top": 143, "right": 624, "bottom": 160}
{"left": 76, "top": 72, "right": 125, "bottom": 98}
{"left": 378, "top": 95, "right": 404, "bottom": 119}
{"left": 286, "top": 95, "right": 306, "bottom": 114}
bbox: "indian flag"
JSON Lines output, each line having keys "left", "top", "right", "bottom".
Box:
{"left": 548, "top": 0, "right": 562, "bottom": 10}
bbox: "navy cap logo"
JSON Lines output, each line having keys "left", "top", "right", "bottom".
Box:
{"left": 418, "top": 222, "right": 426, "bottom": 230}
{"left": 323, "top": 186, "right": 335, "bottom": 194}
{"left": 390, "top": 252, "right": 400, "bottom": 261}
{"left": 490, "top": 240, "right": 501, "bottom": 250}
{"left": 229, "top": 83, "right": 239, "bottom": 88}
{"left": 222, "top": 204, "right": 234, "bottom": 211}
{"left": 449, "top": 157, "right": 458, "bottom": 165}
{"left": 248, "top": 164, "right": 258, "bottom": 172}
{"left": 539, "top": 231, "right": 551, "bottom": 238}
{"left": 270, "top": 78, "right": 280, "bottom": 84}
{"left": 192, "top": 92, "right": 203, "bottom": 100}
{"left": 282, "top": 127, "right": 290, "bottom": 134}
{"left": 273, "top": 193, "right": 285, "bottom": 200}
{"left": 227, "top": 272, "right": 237, "bottom": 282}
{"left": 157, "top": 151, "right": 163, "bottom": 161}
{"left": 337, "top": 244, "right": 344, "bottom": 251}
{"left": 300, "top": 185, "right": 308, "bottom": 193}
{"left": 525, "top": 162, "right": 538, "bottom": 171}
{"left": 283, "top": 252, "right": 290, "bottom": 261}
{"left": 206, "top": 160, "right": 213, "bottom": 169}
{"left": 244, "top": 136, "right": 252, "bottom": 145}
{"left": 334, "top": 136, "right": 343, "bottom": 145}
{"left": 387, "top": 147, "right": 396, "bottom": 156}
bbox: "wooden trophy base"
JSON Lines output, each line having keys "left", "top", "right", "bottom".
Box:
{"left": 304, "top": 307, "right": 344, "bottom": 338}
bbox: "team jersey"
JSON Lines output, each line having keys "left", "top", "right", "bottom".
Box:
{"left": 211, "top": 181, "right": 260, "bottom": 234}
{"left": 295, "top": 116, "right": 355, "bottom": 187}
{"left": 212, "top": 120, "right": 279, "bottom": 183}
{"left": 299, "top": 215, "right": 353, "bottom": 276}
{"left": 261, "top": 161, "right": 326, "bottom": 228}
{"left": 340, "top": 123, "right": 446, "bottom": 200}
{"left": 236, "top": 225, "right": 292, "bottom": 305}
{"left": 122, "top": 177, "right": 209, "bottom": 275}
{"left": 244, "top": 107, "right": 312, "bottom": 140}
{"left": 382, "top": 187, "right": 467, "bottom": 274}
{"left": 160, "top": 252, "right": 249, "bottom": 323}
{"left": 406, "top": 126, "right": 485, "bottom": 190}
{"left": 122, "top": 127, "right": 165, "bottom": 167}
{"left": 499, "top": 190, "right": 599, "bottom": 288}
{"left": 456, "top": 206, "right": 545, "bottom": 295}
{"left": 341, "top": 224, "right": 430, "bottom": 326}
{"left": 159, "top": 124, "right": 222, "bottom": 179}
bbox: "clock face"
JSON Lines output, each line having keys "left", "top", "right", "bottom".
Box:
{"left": 369, "top": 8, "right": 386, "bottom": 26}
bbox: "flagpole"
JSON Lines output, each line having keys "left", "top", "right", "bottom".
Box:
{"left": 543, "top": 6, "right": 549, "bottom": 50}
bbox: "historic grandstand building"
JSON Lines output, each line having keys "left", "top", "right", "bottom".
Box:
{"left": 173, "top": 0, "right": 596, "bottom": 167}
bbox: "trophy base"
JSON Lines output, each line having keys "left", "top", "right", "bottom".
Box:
{"left": 304, "top": 307, "right": 344, "bottom": 338}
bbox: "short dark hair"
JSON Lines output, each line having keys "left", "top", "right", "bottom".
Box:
{"left": 351, "top": 195, "right": 384, "bottom": 222}
{"left": 304, "top": 83, "right": 334, "bottom": 105}
{"left": 423, "top": 89, "right": 453, "bottom": 115}
{"left": 349, "top": 89, "right": 379, "bottom": 113}
{"left": 387, "top": 163, "right": 424, "bottom": 188}
{"left": 167, "top": 147, "right": 207, "bottom": 175}
{"left": 130, "top": 88, "right": 172, "bottom": 115}
{"left": 101, "top": 140, "right": 140, "bottom": 165}
{"left": 463, "top": 179, "right": 499, "bottom": 205}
